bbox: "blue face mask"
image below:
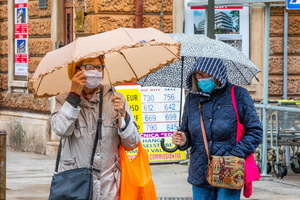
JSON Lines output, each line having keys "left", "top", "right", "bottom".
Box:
{"left": 197, "top": 77, "right": 216, "bottom": 93}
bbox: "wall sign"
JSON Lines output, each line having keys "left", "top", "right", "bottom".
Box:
{"left": 185, "top": 0, "right": 250, "bottom": 58}
{"left": 39, "top": 0, "right": 47, "bottom": 9}
{"left": 286, "top": 0, "right": 300, "bottom": 9}
{"left": 14, "top": 0, "right": 28, "bottom": 77}
{"left": 115, "top": 85, "right": 186, "bottom": 163}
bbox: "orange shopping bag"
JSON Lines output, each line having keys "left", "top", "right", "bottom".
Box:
{"left": 119, "top": 142, "right": 157, "bottom": 200}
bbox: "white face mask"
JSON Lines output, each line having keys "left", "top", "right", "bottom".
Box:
{"left": 83, "top": 70, "right": 102, "bottom": 89}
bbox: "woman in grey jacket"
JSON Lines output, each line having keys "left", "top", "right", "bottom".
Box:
{"left": 172, "top": 57, "right": 262, "bottom": 200}
{"left": 50, "top": 56, "right": 140, "bottom": 200}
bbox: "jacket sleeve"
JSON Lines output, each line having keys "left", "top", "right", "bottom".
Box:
{"left": 50, "top": 94, "right": 80, "bottom": 137}
{"left": 118, "top": 94, "right": 140, "bottom": 151}
{"left": 178, "top": 94, "right": 191, "bottom": 150}
{"left": 229, "top": 87, "right": 263, "bottom": 158}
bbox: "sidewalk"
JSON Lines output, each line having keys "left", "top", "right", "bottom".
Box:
{"left": 5, "top": 147, "right": 300, "bottom": 200}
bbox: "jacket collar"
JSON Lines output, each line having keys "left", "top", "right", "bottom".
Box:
{"left": 79, "top": 84, "right": 113, "bottom": 106}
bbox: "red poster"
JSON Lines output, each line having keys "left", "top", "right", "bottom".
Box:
{"left": 15, "top": 24, "right": 27, "bottom": 34}
{"left": 15, "top": 34, "right": 27, "bottom": 39}
{"left": 15, "top": 54, "right": 28, "bottom": 63}
{"left": 15, "top": 3, "right": 27, "bottom": 8}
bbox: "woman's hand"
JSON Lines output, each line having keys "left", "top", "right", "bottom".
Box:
{"left": 112, "top": 96, "right": 126, "bottom": 118}
{"left": 172, "top": 131, "right": 186, "bottom": 146}
{"left": 70, "top": 71, "right": 86, "bottom": 95}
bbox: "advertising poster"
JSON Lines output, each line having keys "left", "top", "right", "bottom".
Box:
{"left": 14, "top": 0, "right": 28, "bottom": 77}
{"left": 115, "top": 84, "right": 186, "bottom": 163}
{"left": 184, "top": 0, "right": 250, "bottom": 57}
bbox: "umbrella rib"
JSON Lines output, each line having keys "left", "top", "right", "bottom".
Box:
{"left": 120, "top": 28, "right": 135, "bottom": 43}
{"left": 35, "top": 76, "right": 44, "bottom": 96}
{"left": 104, "top": 66, "right": 117, "bottom": 95}
{"left": 118, "top": 51, "right": 139, "bottom": 81}
{"left": 230, "top": 61, "right": 250, "bottom": 84}
{"left": 163, "top": 46, "right": 180, "bottom": 60}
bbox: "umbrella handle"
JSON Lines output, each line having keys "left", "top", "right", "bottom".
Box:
{"left": 160, "top": 138, "right": 179, "bottom": 153}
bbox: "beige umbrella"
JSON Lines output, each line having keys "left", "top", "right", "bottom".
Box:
{"left": 30, "top": 27, "right": 181, "bottom": 97}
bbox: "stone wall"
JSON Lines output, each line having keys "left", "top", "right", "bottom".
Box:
{"left": 269, "top": 6, "right": 300, "bottom": 98}
{"left": 0, "top": 0, "right": 51, "bottom": 113}
{"left": 0, "top": 1, "right": 8, "bottom": 92}
{"left": 74, "top": 0, "right": 173, "bottom": 37}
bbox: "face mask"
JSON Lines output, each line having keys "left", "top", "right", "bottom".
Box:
{"left": 197, "top": 77, "right": 216, "bottom": 93}
{"left": 83, "top": 70, "right": 102, "bottom": 89}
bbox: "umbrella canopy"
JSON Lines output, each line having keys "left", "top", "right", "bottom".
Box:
{"left": 30, "top": 27, "right": 181, "bottom": 97}
{"left": 138, "top": 33, "right": 260, "bottom": 87}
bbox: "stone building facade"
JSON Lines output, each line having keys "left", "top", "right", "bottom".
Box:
{"left": 269, "top": 7, "right": 300, "bottom": 97}
{"left": 0, "top": 0, "right": 299, "bottom": 155}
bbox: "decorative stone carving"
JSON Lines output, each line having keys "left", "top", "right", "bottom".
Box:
{"left": 0, "top": 74, "right": 8, "bottom": 90}
{"left": 96, "top": 0, "right": 135, "bottom": 12}
{"left": 28, "top": 57, "right": 42, "bottom": 73}
{"left": 28, "top": 39, "right": 52, "bottom": 55}
{"left": 0, "top": 58, "right": 8, "bottom": 72}
{"left": 28, "top": 1, "right": 51, "bottom": 18}
{"left": 0, "top": 92, "right": 50, "bottom": 113}
{"left": 0, "top": 22, "right": 8, "bottom": 37}
{"left": 96, "top": 15, "right": 135, "bottom": 33}
{"left": 28, "top": 19, "right": 51, "bottom": 36}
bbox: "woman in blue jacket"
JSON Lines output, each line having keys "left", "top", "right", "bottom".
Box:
{"left": 172, "top": 57, "right": 262, "bottom": 200}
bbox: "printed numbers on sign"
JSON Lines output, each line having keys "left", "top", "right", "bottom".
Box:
{"left": 143, "top": 104, "right": 154, "bottom": 112}
{"left": 145, "top": 124, "right": 158, "bottom": 132}
{"left": 144, "top": 114, "right": 157, "bottom": 122}
{"left": 165, "top": 113, "right": 177, "bottom": 121}
{"left": 166, "top": 123, "right": 178, "bottom": 131}
{"left": 143, "top": 95, "right": 155, "bottom": 102}
{"left": 164, "top": 93, "right": 175, "bottom": 101}
{"left": 164, "top": 103, "right": 176, "bottom": 111}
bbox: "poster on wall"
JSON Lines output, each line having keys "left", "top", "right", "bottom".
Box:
{"left": 14, "top": 0, "right": 28, "bottom": 77}
{"left": 184, "top": 0, "right": 250, "bottom": 57}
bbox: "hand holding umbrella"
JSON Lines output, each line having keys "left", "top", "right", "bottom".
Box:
{"left": 172, "top": 131, "right": 187, "bottom": 146}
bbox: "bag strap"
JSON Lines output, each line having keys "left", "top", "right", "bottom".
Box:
{"left": 230, "top": 85, "right": 240, "bottom": 123}
{"left": 96, "top": 85, "right": 104, "bottom": 141}
{"left": 199, "top": 104, "right": 210, "bottom": 163}
{"left": 54, "top": 86, "right": 103, "bottom": 173}
{"left": 199, "top": 85, "right": 238, "bottom": 162}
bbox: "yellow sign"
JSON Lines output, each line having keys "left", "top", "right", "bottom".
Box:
{"left": 115, "top": 88, "right": 143, "bottom": 133}
{"left": 75, "top": 10, "right": 84, "bottom": 32}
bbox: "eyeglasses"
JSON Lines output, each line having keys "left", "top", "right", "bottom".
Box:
{"left": 194, "top": 72, "right": 212, "bottom": 79}
{"left": 76, "top": 64, "right": 104, "bottom": 71}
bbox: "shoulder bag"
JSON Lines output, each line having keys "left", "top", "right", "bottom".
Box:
{"left": 48, "top": 87, "right": 103, "bottom": 200}
{"left": 200, "top": 87, "right": 245, "bottom": 189}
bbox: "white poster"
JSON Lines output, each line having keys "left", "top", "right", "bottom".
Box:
{"left": 184, "top": 0, "right": 250, "bottom": 58}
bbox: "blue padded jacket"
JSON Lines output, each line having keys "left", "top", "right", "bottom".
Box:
{"left": 180, "top": 83, "right": 262, "bottom": 187}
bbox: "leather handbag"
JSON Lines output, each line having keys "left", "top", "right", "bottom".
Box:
{"left": 199, "top": 102, "right": 245, "bottom": 190}
{"left": 48, "top": 87, "right": 103, "bottom": 200}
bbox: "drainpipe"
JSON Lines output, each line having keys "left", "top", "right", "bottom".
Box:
{"left": 0, "top": 130, "right": 6, "bottom": 200}
{"left": 135, "top": 0, "right": 143, "bottom": 28}
{"left": 283, "top": 10, "right": 290, "bottom": 166}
